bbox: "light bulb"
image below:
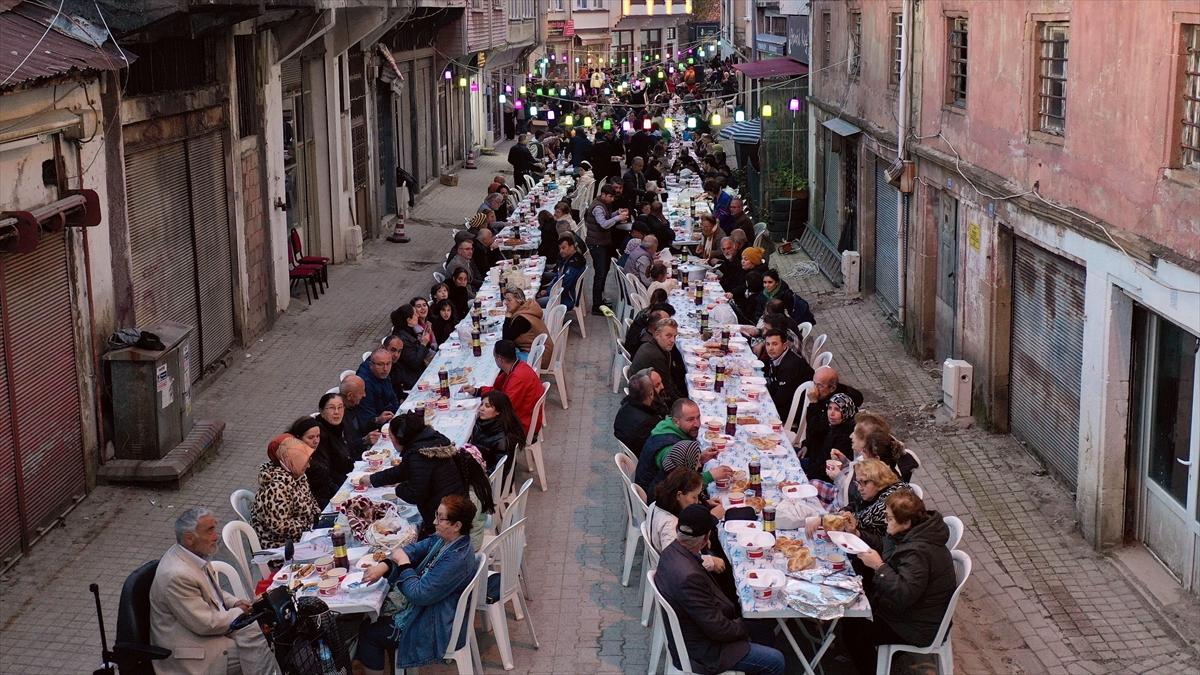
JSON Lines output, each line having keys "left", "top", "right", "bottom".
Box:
{"left": 762, "top": 104, "right": 773, "bottom": 118}
{"left": 687, "top": 116, "right": 696, "bottom": 129}
{"left": 710, "top": 112, "right": 721, "bottom": 125}
{"left": 735, "top": 110, "right": 745, "bottom": 122}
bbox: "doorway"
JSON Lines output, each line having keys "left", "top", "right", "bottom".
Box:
{"left": 281, "top": 61, "right": 317, "bottom": 256}
{"left": 1129, "top": 305, "right": 1199, "bottom": 590}
{"left": 935, "top": 190, "right": 959, "bottom": 362}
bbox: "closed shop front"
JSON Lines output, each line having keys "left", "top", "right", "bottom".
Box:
{"left": 0, "top": 231, "right": 86, "bottom": 562}
{"left": 1008, "top": 239, "right": 1086, "bottom": 487}
{"left": 125, "top": 113, "right": 236, "bottom": 382}
{"left": 873, "top": 159, "right": 901, "bottom": 313}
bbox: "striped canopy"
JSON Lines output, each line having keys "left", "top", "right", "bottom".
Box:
{"left": 717, "top": 119, "right": 762, "bottom": 144}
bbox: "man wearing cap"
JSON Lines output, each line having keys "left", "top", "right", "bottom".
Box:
{"left": 655, "top": 505, "right": 786, "bottom": 675}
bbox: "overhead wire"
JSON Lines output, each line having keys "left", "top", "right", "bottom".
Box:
{"left": 0, "top": 0, "right": 65, "bottom": 88}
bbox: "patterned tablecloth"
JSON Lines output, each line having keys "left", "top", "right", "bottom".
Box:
{"left": 668, "top": 283, "right": 871, "bottom": 621}
{"left": 497, "top": 176, "right": 574, "bottom": 252}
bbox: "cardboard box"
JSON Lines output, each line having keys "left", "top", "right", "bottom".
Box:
{"left": 440, "top": 173, "right": 459, "bottom": 187}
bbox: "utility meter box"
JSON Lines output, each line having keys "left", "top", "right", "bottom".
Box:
{"left": 941, "top": 359, "right": 973, "bottom": 419}
{"left": 104, "top": 322, "right": 194, "bottom": 460}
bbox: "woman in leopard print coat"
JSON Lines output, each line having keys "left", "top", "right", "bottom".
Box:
{"left": 251, "top": 435, "right": 322, "bottom": 548}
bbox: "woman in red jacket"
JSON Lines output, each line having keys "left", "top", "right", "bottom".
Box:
{"left": 464, "top": 340, "right": 544, "bottom": 437}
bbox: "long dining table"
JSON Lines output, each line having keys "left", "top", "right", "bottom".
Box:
{"left": 668, "top": 276, "right": 871, "bottom": 675}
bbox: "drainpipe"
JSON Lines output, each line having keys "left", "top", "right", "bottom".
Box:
{"left": 896, "top": 0, "right": 913, "bottom": 326}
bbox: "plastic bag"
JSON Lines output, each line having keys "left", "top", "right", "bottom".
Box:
{"left": 775, "top": 497, "right": 824, "bottom": 530}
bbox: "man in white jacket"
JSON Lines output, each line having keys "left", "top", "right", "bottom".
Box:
{"left": 149, "top": 508, "right": 278, "bottom": 675}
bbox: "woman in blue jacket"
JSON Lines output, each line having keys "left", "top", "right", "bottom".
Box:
{"left": 355, "top": 493, "right": 479, "bottom": 673}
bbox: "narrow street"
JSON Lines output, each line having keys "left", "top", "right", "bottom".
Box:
{"left": 1, "top": 149, "right": 1196, "bottom": 673}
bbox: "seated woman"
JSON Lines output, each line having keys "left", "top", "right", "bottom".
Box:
{"left": 839, "top": 490, "right": 956, "bottom": 675}
{"left": 501, "top": 287, "right": 554, "bottom": 367}
{"left": 753, "top": 269, "right": 796, "bottom": 321}
{"left": 393, "top": 305, "right": 431, "bottom": 393}
{"left": 536, "top": 210, "right": 560, "bottom": 262}
{"left": 644, "top": 262, "right": 677, "bottom": 298}
{"left": 447, "top": 267, "right": 475, "bottom": 321}
{"left": 806, "top": 459, "right": 909, "bottom": 541}
{"left": 645, "top": 468, "right": 725, "bottom": 566}
{"left": 800, "top": 393, "right": 857, "bottom": 483}
{"left": 354, "top": 411, "right": 494, "bottom": 547}
{"left": 469, "top": 390, "right": 526, "bottom": 479}
{"left": 429, "top": 299, "right": 457, "bottom": 346}
{"left": 251, "top": 435, "right": 322, "bottom": 548}
{"left": 816, "top": 412, "right": 919, "bottom": 510}
{"left": 409, "top": 296, "right": 437, "bottom": 352}
{"left": 642, "top": 439, "right": 733, "bottom": 504}
{"left": 355, "top": 494, "right": 480, "bottom": 675}
{"left": 310, "top": 394, "right": 357, "bottom": 507}
{"left": 733, "top": 271, "right": 764, "bottom": 324}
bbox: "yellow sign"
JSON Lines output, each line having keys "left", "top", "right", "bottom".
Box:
{"left": 968, "top": 222, "right": 981, "bottom": 252}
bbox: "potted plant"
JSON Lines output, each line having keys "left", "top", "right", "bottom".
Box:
{"left": 769, "top": 167, "right": 809, "bottom": 199}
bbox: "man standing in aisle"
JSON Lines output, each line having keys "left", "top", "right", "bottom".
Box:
{"left": 584, "top": 185, "right": 630, "bottom": 314}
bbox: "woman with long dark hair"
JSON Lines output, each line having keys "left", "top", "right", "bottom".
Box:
{"left": 428, "top": 299, "right": 457, "bottom": 346}
{"left": 469, "top": 390, "right": 526, "bottom": 478}
{"left": 447, "top": 268, "right": 473, "bottom": 321}
{"left": 392, "top": 306, "right": 430, "bottom": 393}
{"left": 355, "top": 411, "right": 495, "bottom": 548}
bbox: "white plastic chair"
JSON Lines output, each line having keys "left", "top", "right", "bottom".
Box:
{"left": 628, "top": 293, "right": 648, "bottom": 314}
{"left": 601, "top": 305, "right": 630, "bottom": 393}
{"left": 625, "top": 271, "right": 649, "bottom": 302}
{"left": 523, "top": 382, "right": 552, "bottom": 491}
{"left": 539, "top": 321, "right": 571, "bottom": 409}
{"left": 783, "top": 381, "right": 815, "bottom": 444}
{"left": 876, "top": 550, "right": 972, "bottom": 675}
{"left": 622, "top": 364, "right": 631, "bottom": 386}
{"left": 527, "top": 333, "right": 548, "bottom": 371}
{"left": 612, "top": 256, "right": 629, "bottom": 319}
{"left": 229, "top": 489, "right": 254, "bottom": 523}
{"left": 639, "top": 519, "right": 661, "bottom": 627}
{"left": 615, "top": 451, "right": 636, "bottom": 481}
{"left": 361, "top": 350, "right": 372, "bottom": 362}
{"left": 429, "top": 552, "right": 487, "bottom": 675}
{"left": 617, "top": 440, "right": 637, "bottom": 464}
{"left": 571, "top": 265, "right": 592, "bottom": 338}
{"left": 647, "top": 570, "right": 745, "bottom": 675}
{"left": 944, "top": 515, "right": 964, "bottom": 550}
{"left": 804, "top": 333, "right": 828, "bottom": 363}
{"left": 544, "top": 303, "right": 567, "bottom": 338}
{"left": 433, "top": 271, "right": 446, "bottom": 284}
{"left": 338, "top": 369, "right": 355, "bottom": 382}
{"left": 909, "top": 483, "right": 925, "bottom": 500}
{"left": 544, "top": 277, "right": 564, "bottom": 313}
{"left": 210, "top": 560, "right": 250, "bottom": 602}
{"left": 324, "top": 386, "right": 340, "bottom": 395}
{"left": 487, "top": 456, "right": 509, "bottom": 530}
{"left": 477, "top": 519, "right": 539, "bottom": 671}
{"left": 813, "top": 350, "right": 834, "bottom": 368}
{"left": 615, "top": 461, "right": 648, "bottom": 587}
{"left": 220, "top": 520, "right": 261, "bottom": 589}
{"left": 796, "top": 321, "right": 813, "bottom": 340}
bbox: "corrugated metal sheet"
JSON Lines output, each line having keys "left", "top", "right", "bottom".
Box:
{"left": 733, "top": 56, "right": 809, "bottom": 79}
{"left": 0, "top": 3, "right": 133, "bottom": 88}
{"left": 1009, "top": 239, "right": 1086, "bottom": 487}
{"left": 874, "top": 161, "right": 901, "bottom": 313}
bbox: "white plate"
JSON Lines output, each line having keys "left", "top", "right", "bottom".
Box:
{"left": 828, "top": 530, "right": 871, "bottom": 555}
{"left": 741, "top": 376, "right": 767, "bottom": 386}
{"left": 693, "top": 391, "right": 717, "bottom": 402}
{"left": 781, "top": 483, "right": 819, "bottom": 500}
{"left": 723, "top": 520, "right": 763, "bottom": 535}
{"left": 741, "top": 424, "right": 774, "bottom": 436}
{"left": 745, "top": 568, "right": 786, "bottom": 588}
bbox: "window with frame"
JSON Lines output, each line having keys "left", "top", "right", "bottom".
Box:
{"left": 575, "top": 0, "right": 587, "bottom": 8}
{"left": 594, "top": 0, "right": 604, "bottom": 7}
{"left": 1037, "top": 21, "right": 1069, "bottom": 135}
{"left": 890, "top": 12, "right": 903, "bottom": 85}
{"left": 550, "top": 0, "right": 564, "bottom": 9}
{"left": 667, "top": 27, "right": 676, "bottom": 40}
{"left": 234, "top": 35, "right": 259, "bottom": 138}
{"left": 1179, "top": 24, "right": 1200, "bottom": 169}
{"left": 822, "top": 10, "right": 831, "bottom": 68}
{"left": 848, "top": 11, "right": 861, "bottom": 79}
{"left": 946, "top": 17, "right": 968, "bottom": 107}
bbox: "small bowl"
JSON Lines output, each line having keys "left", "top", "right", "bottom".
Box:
{"left": 323, "top": 567, "right": 347, "bottom": 581}
{"left": 728, "top": 491, "right": 746, "bottom": 507}
{"left": 742, "top": 532, "right": 775, "bottom": 560}
{"left": 314, "top": 556, "right": 334, "bottom": 574}
{"left": 317, "top": 578, "right": 340, "bottom": 597}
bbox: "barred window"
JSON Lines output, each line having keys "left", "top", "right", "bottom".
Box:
{"left": 946, "top": 17, "right": 967, "bottom": 107}
{"left": 1037, "top": 21, "right": 1069, "bottom": 135}
{"left": 890, "top": 12, "right": 903, "bottom": 85}
{"left": 234, "top": 35, "right": 259, "bottom": 138}
{"left": 822, "top": 11, "right": 831, "bottom": 68}
{"left": 1180, "top": 25, "right": 1200, "bottom": 169}
{"left": 849, "top": 12, "right": 861, "bottom": 80}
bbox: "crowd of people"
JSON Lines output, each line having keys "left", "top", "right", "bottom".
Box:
{"left": 143, "top": 49, "right": 961, "bottom": 675}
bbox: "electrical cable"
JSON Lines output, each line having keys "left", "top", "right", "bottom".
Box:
{"left": 0, "top": 0, "right": 65, "bottom": 88}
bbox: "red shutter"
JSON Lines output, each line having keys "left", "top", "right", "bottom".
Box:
{"left": 0, "top": 231, "right": 86, "bottom": 557}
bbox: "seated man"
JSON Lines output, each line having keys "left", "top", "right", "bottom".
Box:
{"left": 502, "top": 287, "right": 554, "bottom": 368}
{"left": 624, "top": 303, "right": 675, "bottom": 357}
{"left": 634, "top": 398, "right": 730, "bottom": 495}
{"left": 446, "top": 238, "right": 482, "bottom": 290}
{"left": 655, "top": 505, "right": 785, "bottom": 675}
{"left": 466, "top": 340, "right": 543, "bottom": 436}
{"left": 614, "top": 368, "right": 667, "bottom": 457}
{"left": 715, "top": 237, "right": 744, "bottom": 293}
{"left": 473, "top": 227, "right": 500, "bottom": 275}
{"left": 625, "top": 234, "right": 659, "bottom": 287}
{"left": 538, "top": 235, "right": 587, "bottom": 311}
{"left": 339, "top": 374, "right": 380, "bottom": 457}
{"left": 761, "top": 329, "right": 814, "bottom": 421}
{"left": 150, "top": 508, "right": 279, "bottom": 675}
{"left": 355, "top": 347, "right": 399, "bottom": 432}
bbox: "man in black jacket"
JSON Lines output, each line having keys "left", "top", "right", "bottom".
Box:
{"left": 761, "top": 329, "right": 814, "bottom": 422}
{"left": 655, "top": 505, "right": 785, "bottom": 675}
{"left": 613, "top": 368, "right": 666, "bottom": 456}
{"left": 800, "top": 366, "right": 864, "bottom": 458}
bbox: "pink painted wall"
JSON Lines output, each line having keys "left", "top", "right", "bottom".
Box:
{"left": 913, "top": 0, "right": 1200, "bottom": 261}
{"left": 809, "top": 2, "right": 903, "bottom": 141}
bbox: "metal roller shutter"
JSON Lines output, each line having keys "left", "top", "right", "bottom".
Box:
{"left": 822, "top": 148, "right": 841, "bottom": 248}
{"left": 873, "top": 162, "right": 901, "bottom": 313}
{"left": 1009, "top": 239, "right": 1086, "bottom": 486}
{"left": 126, "top": 141, "right": 203, "bottom": 381}
{"left": 0, "top": 315, "right": 19, "bottom": 558}
{"left": 0, "top": 232, "right": 85, "bottom": 556}
{"left": 187, "top": 132, "right": 236, "bottom": 370}
{"left": 281, "top": 57, "right": 302, "bottom": 94}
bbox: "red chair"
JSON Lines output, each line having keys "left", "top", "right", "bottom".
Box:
{"left": 289, "top": 263, "right": 322, "bottom": 304}
{"left": 289, "top": 228, "right": 329, "bottom": 288}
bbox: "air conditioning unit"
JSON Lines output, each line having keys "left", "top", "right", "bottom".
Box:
{"left": 941, "top": 359, "right": 973, "bottom": 419}
{"left": 841, "top": 250, "right": 861, "bottom": 297}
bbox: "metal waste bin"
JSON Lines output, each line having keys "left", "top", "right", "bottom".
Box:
{"left": 103, "top": 322, "right": 194, "bottom": 460}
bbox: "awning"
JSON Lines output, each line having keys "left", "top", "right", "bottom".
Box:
{"left": 0, "top": 2, "right": 135, "bottom": 88}
{"left": 575, "top": 30, "right": 610, "bottom": 46}
{"left": 718, "top": 119, "right": 762, "bottom": 144}
{"left": 755, "top": 34, "right": 787, "bottom": 45}
{"left": 613, "top": 14, "right": 685, "bottom": 31}
{"left": 733, "top": 56, "right": 808, "bottom": 79}
{"left": 822, "top": 117, "right": 862, "bottom": 137}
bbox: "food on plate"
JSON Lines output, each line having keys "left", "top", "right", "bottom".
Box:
{"left": 823, "top": 513, "right": 853, "bottom": 532}
{"left": 732, "top": 470, "right": 749, "bottom": 483}
{"left": 704, "top": 430, "right": 725, "bottom": 442}
{"left": 748, "top": 436, "right": 777, "bottom": 450}
{"left": 730, "top": 479, "right": 750, "bottom": 493}
{"left": 371, "top": 549, "right": 388, "bottom": 562}
{"left": 745, "top": 495, "right": 766, "bottom": 512}
{"left": 504, "top": 237, "right": 525, "bottom": 246}
{"left": 779, "top": 480, "right": 803, "bottom": 489}
{"left": 292, "top": 563, "right": 315, "bottom": 578}
{"left": 736, "top": 414, "right": 760, "bottom": 425}
{"left": 787, "top": 548, "right": 816, "bottom": 572}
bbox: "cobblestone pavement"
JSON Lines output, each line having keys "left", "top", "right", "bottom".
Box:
{"left": 1, "top": 148, "right": 1197, "bottom": 674}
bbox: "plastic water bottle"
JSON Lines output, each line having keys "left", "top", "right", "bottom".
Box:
{"left": 316, "top": 639, "right": 338, "bottom": 675}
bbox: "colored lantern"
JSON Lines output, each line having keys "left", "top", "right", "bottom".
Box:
{"left": 664, "top": 118, "right": 673, "bottom": 129}
{"left": 657, "top": 70, "right": 665, "bottom": 79}
{"left": 688, "top": 57, "right": 694, "bottom": 64}
{"left": 565, "top": 114, "right": 575, "bottom": 126}
{"left": 537, "top": 87, "right": 544, "bottom": 95}
{"left": 789, "top": 98, "right": 801, "bottom": 112}
{"left": 470, "top": 80, "right": 479, "bottom": 92}
{"left": 530, "top": 106, "right": 538, "bottom": 116}
{"left": 603, "top": 119, "right": 612, "bottom": 130}
{"left": 687, "top": 116, "right": 696, "bottom": 129}
{"left": 710, "top": 112, "right": 721, "bottom": 125}
{"left": 443, "top": 70, "right": 452, "bottom": 80}
{"left": 458, "top": 76, "right": 467, "bottom": 88}
{"left": 603, "top": 86, "right": 611, "bottom": 95}
{"left": 560, "top": 87, "right": 567, "bottom": 96}
{"left": 547, "top": 110, "right": 556, "bottom": 120}
{"left": 762, "top": 104, "right": 773, "bottom": 118}
{"left": 505, "top": 84, "right": 512, "bottom": 93}
{"left": 643, "top": 118, "right": 651, "bottom": 130}
{"left": 583, "top": 116, "right": 593, "bottom": 127}
{"left": 735, "top": 109, "right": 745, "bottom": 122}
{"left": 519, "top": 85, "right": 527, "bottom": 94}
{"left": 622, "top": 120, "right": 632, "bottom": 131}
{"left": 499, "top": 94, "right": 507, "bottom": 103}
{"left": 514, "top": 99, "right": 523, "bottom": 109}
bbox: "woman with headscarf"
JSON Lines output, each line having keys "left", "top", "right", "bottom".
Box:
{"left": 251, "top": 435, "right": 322, "bottom": 548}
{"left": 309, "top": 395, "right": 357, "bottom": 507}
{"left": 801, "top": 392, "right": 858, "bottom": 484}
{"left": 644, "top": 439, "right": 729, "bottom": 499}
{"left": 354, "top": 411, "right": 494, "bottom": 548}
